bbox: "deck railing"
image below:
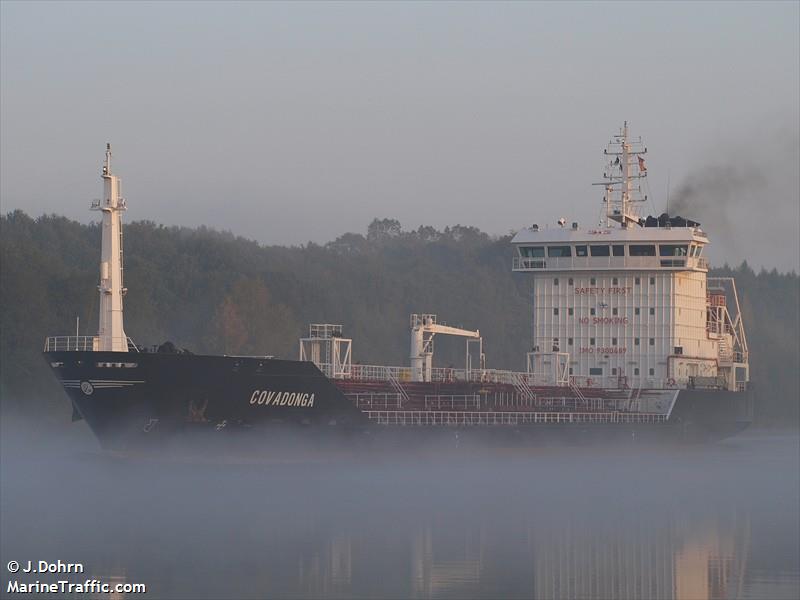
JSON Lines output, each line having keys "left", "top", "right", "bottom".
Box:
{"left": 336, "top": 363, "right": 544, "bottom": 387}
{"left": 424, "top": 395, "right": 481, "bottom": 410}
{"left": 513, "top": 255, "right": 708, "bottom": 272}
{"left": 319, "top": 361, "right": 682, "bottom": 391}
{"left": 346, "top": 393, "right": 403, "bottom": 409}
{"left": 44, "top": 336, "right": 139, "bottom": 352}
{"left": 364, "top": 410, "right": 667, "bottom": 426}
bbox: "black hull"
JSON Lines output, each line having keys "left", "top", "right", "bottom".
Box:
{"left": 44, "top": 352, "right": 753, "bottom": 450}
{"left": 668, "top": 386, "right": 754, "bottom": 440}
{"left": 45, "top": 350, "right": 368, "bottom": 450}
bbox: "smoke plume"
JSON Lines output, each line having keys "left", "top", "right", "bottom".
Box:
{"left": 668, "top": 131, "right": 799, "bottom": 271}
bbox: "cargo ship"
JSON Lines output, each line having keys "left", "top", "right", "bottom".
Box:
{"left": 44, "top": 126, "right": 753, "bottom": 449}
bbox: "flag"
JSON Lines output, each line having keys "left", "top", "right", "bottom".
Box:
{"left": 638, "top": 156, "right": 647, "bottom": 172}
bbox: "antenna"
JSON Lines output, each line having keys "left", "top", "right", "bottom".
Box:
{"left": 592, "top": 122, "right": 648, "bottom": 228}
{"left": 666, "top": 170, "right": 672, "bottom": 215}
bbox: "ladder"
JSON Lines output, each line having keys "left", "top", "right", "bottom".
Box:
{"left": 626, "top": 383, "right": 642, "bottom": 411}
{"left": 387, "top": 370, "right": 409, "bottom": 405}
{"left": 569, "top": 379, "right": 587, "bottom": 401}
{"left": 511, "top": 372, "right": 536, "bottom": 402}
{"left": 718, "top": 338, "right": 732, "bottom": 361}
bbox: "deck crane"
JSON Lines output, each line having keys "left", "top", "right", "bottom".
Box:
{"left": 409, "top": 314, "right": 485, "bottom": 382}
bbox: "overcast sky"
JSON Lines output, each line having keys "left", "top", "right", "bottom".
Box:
{"left": 2, "top": 1, "right": 798, "bottom": 271}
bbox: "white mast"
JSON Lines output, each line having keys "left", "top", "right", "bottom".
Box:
{"left": 93, "top": 143, "right": 128, "bottom": 351}
{"left": 597, "top": 121, "right": 648, "bottom": 228}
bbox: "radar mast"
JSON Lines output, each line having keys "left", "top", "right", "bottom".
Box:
{"left": 596, "top": 122, "right": 648, "bottom": 228}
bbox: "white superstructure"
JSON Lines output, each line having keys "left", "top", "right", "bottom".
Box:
{"left": 93, "top": 144, "right": 129, "bottom": 351}
{"left": 512, "top": 124, "right": 749, "bottom": 392}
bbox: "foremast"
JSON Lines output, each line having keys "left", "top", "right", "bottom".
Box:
{"left": 92, "top": 144, "right": 128, "bottom": 351}
{"left": 598, "top": 121, "right": 648, "bottom": 228}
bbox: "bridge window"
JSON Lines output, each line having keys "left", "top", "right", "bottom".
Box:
{"left": 612, "top": 337, "right": 618, "bottom": 345}
{"left": 590, "top": 277, "right": 596, "bottom": 285}
{"left": 547, "top": 246, "right": 572, "bottom": 257}
{"left": 590, "top": 245, "right": 610, "bottom": 257}
{"left": 635, "top": 277, "right": 641, "bottom": 285}
{"left": 649, "top": 368, "right": 655, "bottom": 376}
{"left": 590, "top": 338, "right": 596, "bottom": 346}
{"left": 612, "top": 277, "right": 619, "bottom": 285}
{"left": 612, "top": 368, "right": 617, "bottom": 375}
{"left": 612, "top": 245, "right": 625, "bottom": 256}
{"left": 612, "top": 308, "right": 618, "bottom": 315}
{"left": 635, "top": 337, "right": 640, "bottom": 345}
{"left": 634, "top": 368, "right": 640, "bottom": 375}
{"left": 630, "top": 244, "right": 656, "bottom": 256}
{"left": 635, "top": 308, "right": 640, "bottom": 315}
{"left": 649, "top": 338, "right": 655, "bottom": 346}
{"left": 660, "top": 244, "right": 688, "bottom": 256}
{"left": 554, "top": 278, "right": 559, "bottom": 285}
{"left": 520, "top": 246, "right": 545, "bottom": 258}
{"left": 568, "top": 338, "right": 573, "bottom": 346}
{"left": 553, "top": 308, "right": 559, "bottom": 315}
{"left": 568, "top": 308, "right": 574, "bottom": 316}
{"left": 590, "top": 308, "right": 596, "bottom": 315}
{"left": 649, "top": 308, "right": 655, "bottom": 315}
{"left": 589, "top": 367, "right": 603, "bottom": 375}
{"left": 575, "top": 245, "right": 588, "bottom": 257}
{"left": 650, "top": 276, "right": 655, "bottom": 285}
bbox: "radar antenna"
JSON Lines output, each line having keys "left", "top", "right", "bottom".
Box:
{"left": 593, "top": 122, "right": 648, "bottom": 228}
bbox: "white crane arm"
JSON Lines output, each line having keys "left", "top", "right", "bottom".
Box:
{"left": 424, "top": 324, "right": 480, "bottom": 339}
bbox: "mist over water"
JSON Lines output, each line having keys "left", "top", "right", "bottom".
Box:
{"left": 1, "top": 416, "right": 798, "bottom": 600}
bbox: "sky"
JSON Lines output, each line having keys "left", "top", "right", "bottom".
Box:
{"left": 1, "top": 1, "right": 798, "bottom": 271}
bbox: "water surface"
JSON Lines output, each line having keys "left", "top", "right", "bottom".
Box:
{"left": 1, "top": 425, "right": 797, "bottom": 599}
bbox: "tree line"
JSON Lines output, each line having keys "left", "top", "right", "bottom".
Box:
{"left": 1, "top": 212, "right": 797, "bottom": 425}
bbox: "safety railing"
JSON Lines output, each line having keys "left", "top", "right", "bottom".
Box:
{"left": 326, "top": 360, "right": 683, "bottom": 391}
{"left": 44, "top": 336, "right": 98, "bottom": 352}
{"left": 349, "top": 364, "right": 413, "bottom": 381}
{"left": 424, "top": 395, "right": 481, "bottom": 410}
{"left": 365, "top": 410, "right": 668, "bottom": 426}
{"left": 512, "top": 257, "right": 547, "bottom": 270}
{"left": 322, "top": 361, "right": 568, "bottom": 389}
{"left": 513, "top": 255, "right": 709, "bottom": 272}
{"left": 44, "top": 336, "right": 139, "bottom": 352}
{"left": 570, "top": 375, "right": 671, "bottom": 390}
{"left": 346, "top": 393, "right": 403, "bottom": 409}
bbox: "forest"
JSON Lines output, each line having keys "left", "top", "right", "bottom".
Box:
{"left": 1, "top": 211, "right": 798, "bottom": 425}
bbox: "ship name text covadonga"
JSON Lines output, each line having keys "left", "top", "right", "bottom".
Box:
{"left": 250, "top": 390, "right": 315, "bottom": 408}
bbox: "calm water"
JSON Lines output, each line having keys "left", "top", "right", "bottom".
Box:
{"left": 1, "top": 425, "right": 798, "bottom": 600}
